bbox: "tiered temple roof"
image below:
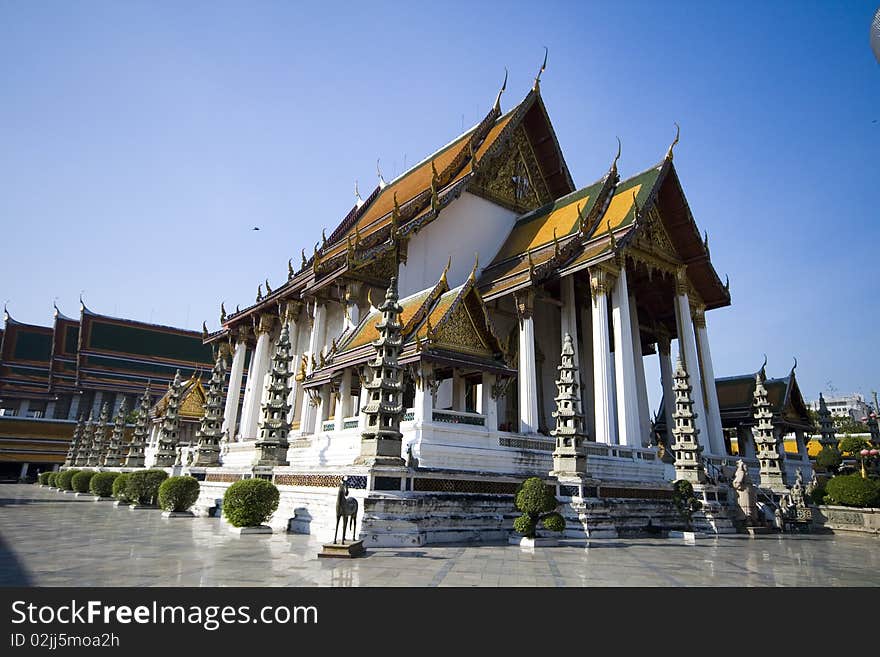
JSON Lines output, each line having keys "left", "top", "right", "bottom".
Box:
{"left": 0, "top": 310, "right": 53, "bottom": 400}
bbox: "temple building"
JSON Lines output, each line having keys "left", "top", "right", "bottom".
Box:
{"left": 190, "top": 71, "right": 764, "bottom": 542}
{"left": 0, "top": 302, "right": 220, "bottom": 478}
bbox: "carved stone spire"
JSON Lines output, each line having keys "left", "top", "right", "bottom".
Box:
{"left": 670, "top": 357, "right": 706, "bottom": 483}
{"left": 153, "top": 371, "right": 183, "bottom": 467}
{"left": 192, "top": 353, "right": 228, "bottom": 467}
{"left": 64, "top": 416, "right": 86, "bottom": 467}
{"left": 355, "top": 276, "right": 405, "bottom": 466}
{"left": 752, "top": 367, "right": 787, "bottom": 491}
{"left": 73, "top": 411, "right": 94, "bottom": 467}
{"left": 253, "top": 325, "right": 293, "bottom": 468}
{"left": 102, "top": 398, "right": 128, "bottom": 467}
{"left": 86, "top": 402, "right": 111, "bottom": 467}
{"left": 550, "top": 333, "right": 587, "bottom": 478}
{"left": 817, "top": 393, "right": 838, "bottom": 448}
{"left": 124, "top": 385, "right": 151, "bottom": 468}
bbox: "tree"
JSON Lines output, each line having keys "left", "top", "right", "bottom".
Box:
{"left": 671, "top": 480, "right": 703, "bottom": 531}
{"left": 834, "top": 416, "right": 869, "bottom": 435}
{"left": 838, "top": 435, "right": 870, "bottom": 456}
{"left": 512, "top": 477, "right": 565, "bottom": 538}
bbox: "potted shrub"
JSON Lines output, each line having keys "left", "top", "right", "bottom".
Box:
{"left": 38, "top": 472, "right": 51, "bottom": 487}
{"left": 46, "top": 472, "right": 58, "bottom": 488}
{"left": 670, "top": 480, "right": 703, "bottom": 540}
{"left": 112, "top": 472, "right": 132, "bottom": 506}
{"left": 56, "top": 469, "right": 80, "bottom": 493}
{"left": 125, "top": 469, "right": 168, "bottom": 508}
{"left": 158, "top": 475, "right": 201, "bottom": 518}
{"left": 510, "top": 477, "right": 566, "bottom": 547}
{"left": 71, "top": 470, "right": 96, "bottom": 495}
{"left": 89, "top": 472, "right": 119, "bottom": 501}
{"left": 222, "top": 478, "right": 279, "bottom": 534}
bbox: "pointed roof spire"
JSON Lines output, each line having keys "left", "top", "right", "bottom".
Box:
{"left": 790, "top": 356, "right": 798, "bottom": 375}
{"left": 757, "top": 354, "right": 768, "bottom": 382}
{"left": 493, "top": 67, "right": 508, "bottom": 112}
{"left": 377, "top": 159, "right": 387, "bottom": 189}
{"left": 220, "top": 301, "right": 227, "bottom": 323}
{"left": 467, "top": 252, "right": 480, "bottom": 282}
{"left": 532, "top": 47, "right": 548, "bottom": 92}
{"left": 665, "top": 122, "right": 680, "bottom": 161}
{"left": 439, "top": 255, "right": 452, "bottom": 286}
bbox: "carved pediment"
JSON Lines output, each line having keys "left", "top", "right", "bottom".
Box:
{"left": 470, "top": 127, "right": 552, "bottom": 213}
{"left": 431, "top": 303, "right": 493, "bottom": 357}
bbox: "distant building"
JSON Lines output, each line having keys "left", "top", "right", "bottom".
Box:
{"left": 0, "top": 303, "right": 224, "bottom": 479}
{"left": 809, "top": 394, "right": 871, "bottom": 423}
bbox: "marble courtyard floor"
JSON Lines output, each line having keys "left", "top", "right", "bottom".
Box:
{"left": 1, "top": 484, "right": 878, "bottom": 587}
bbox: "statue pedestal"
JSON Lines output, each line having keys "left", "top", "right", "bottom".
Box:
{"left": 318, "top": 540, "right": 365, "bottom": 559}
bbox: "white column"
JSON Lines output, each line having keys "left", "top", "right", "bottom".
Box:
{"left": 67, "top": 393, "right": 81, "bottom": 420}
{"left": 239, "top": 317, "right": 273, "bottom": 440}
{"left": 673, "top": 269, "right": 711, "bottom": 454}
{"left": 658, "top": 336, "right": 676, "bottom": 444}
{"left": 414, "top": 363, "right": 434, "bottom": 423}
{"left": 222, "top": 334, "right": 248, "bottom": 440}
{"left": 611, "top": 268, "right": 641, "bottom": 447}
{"left": 286, "top": 313, "right": 302, "bottom": 424}
{"left": 517, "top": 292, "right": 539, "bottom": 434}
{"left": 45, "top": 401, "right": 57, "bottom": 419}
{"left": 796, "top": 429, "right": 809, "bottom": 461}
{"left": 578, "top": 301, "right": 595, "bottom": 440}
{"left": 590, "top": 269, "right": 616, "bottom": 444}
{"left": 482, "top": 372, "right": 498, "bottom": 431}
{"left": 336, "top": 369, "right": 353, "bottom": 433}
{"left": 90, "top": 392, "right": 103, "bottom": 417}
{"left": 739, "top": 427, "right": 756, "bottom": 458}
{"left": 19, "top": 463, "right": 29, "bottom": 480}
{"left": 560, "top": 276, "right": 580, "bottom": 366}
{"left": 318, "top": 385, "right": 332, "bottom": 431}
{"left": 300, "top": 301, "right": 327, "bottom": 435}
{"left": 344, "top": 282, "right": 361, "bottom": 332}
{"left": 452, "top": 370, "right": 466, "bottom": 412}
{"left": 16, "top": 399, "right": 30, "bottom": 417}
{"left": 628, "top": 292, "right": 652, "bottom": 446}
{"left": 693, "top": 306, "right": 725, "bottom": 455}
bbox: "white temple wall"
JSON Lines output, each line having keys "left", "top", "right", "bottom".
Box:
{"left": 397, "top": 191, "right": 518, "bottom": 296}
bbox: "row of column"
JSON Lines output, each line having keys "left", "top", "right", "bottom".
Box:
{"left": 516, "top": 265, "right": 725, "bottom": 456}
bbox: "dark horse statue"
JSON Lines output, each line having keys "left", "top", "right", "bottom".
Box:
{"left": 334, "top": 477, "right": 358, "bottom": 544}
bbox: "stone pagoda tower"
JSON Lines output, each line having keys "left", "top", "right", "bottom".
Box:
{"left": 124, "top": 385, "right": 151, "bottom": 468}
{"left": 816, "top": 393, "right": 838, "bottom": 448}
{"left": 550, "top": 333, "right": 588, "bottom": 478}
{"left": 153, "top": 370, "right": 183, "bottom": 467}
{"left": 73, "top": 411, "right": 95, "bottom": 467}
{"left": 356, "top": 276, "right": 405, "bottom": 466}
{"left": 64, "top": 416, "right": 85, "bottom": 467}
{"left": 86, "top": 402, "right": 111, "bottom": 467}
{"left": 253, "top": 325, "right": 293, "bottom": 468}
{"left": 193, "top": 353, "right": 228, "bottom": 467}
{"left": 102, "top": 398, "right": 128, "bottom": 467}
{"left": 670, "top": 358, "right": 706, "bottom": 484}
{"left": 752, "top": 367, "right": 787, "bottom": 492}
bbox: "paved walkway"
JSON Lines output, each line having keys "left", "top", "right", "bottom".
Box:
{"left": 1, "top": 485, "right": 878, "bottom": 586}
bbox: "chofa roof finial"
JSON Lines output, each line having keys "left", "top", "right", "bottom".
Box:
{"left": 355, "top": 180, "right": 364, "bottom": 208}
{"left": 612, "top": 136, "right": 621, "bottom": 176}
{"left": 493, "top": 67, "right": 508, "bottom": 112}
{"left": 533, "top": 46, "right": 548, "bottom": 92}
{"left": 666, "top": 122, "right": 680, "bottom": 161}
{"left": 377, "top": 159, "right": 387, "bottom": 189}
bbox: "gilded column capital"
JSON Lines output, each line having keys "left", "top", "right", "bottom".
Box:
{"left": 345, "top": 281, "right": 362, "bottom": 303}
{"left": 589, "top": 267, "right": 615, "bottom": 299}
{"left": 233, "top": 325, "right": 251, "bottom": 344}
{"left": 284, "top": 300, "right": 303, "bottom": 324}
{"left": 255, "top": 313, "right": 275, "bottom": 336}
{"left": 674, "top": 266, "right": 689, "bottom": 296}
{"left": 514, "top": 289, "right": 535, "bottom": 321}
{"left": 691, "top": 305, "right": 706, "bottom": 329}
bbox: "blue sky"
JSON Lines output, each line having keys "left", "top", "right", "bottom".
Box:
{"left": 1, "top": 1, "right": 878, "bottom": 410}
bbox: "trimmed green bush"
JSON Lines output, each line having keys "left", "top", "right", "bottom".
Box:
{"left": 810, "top": 482, "right": 828, "bottom": 505}
{"left": 158, "top": 476, "right": 201, "bottom": 512}
{"left": 46, "top": 472, "right": 58, "bottom": 487}
{"left": 56, "top": 469, "right": 80, "bottom": 491}
{"left": 672, "top": 479, "right": 703, "bottom": 530}
{"left": 838, "top": 436, "right": 870, "bottom": 457}
{"left": 223, "top": 478, "right": 279, "bottom": 527}
{"left": 89, "top": 472, "right": 119, "bottom": 498}
{"left": 125, "top": 469, "right": 168, "bottom": 505}
{"left": 71, "top": 470, "right": 96, "bottom": 493}
{"left": 38, "top": 472, "right": 51, "bottom": 485}
{"left": 112, "top": 473, "right": 131, "bottom": 502}
{"left": 512, "top": 477, "right": 565, "bottom": 538}
{"left": 825, "top": 475, "right": 880, "bottom": 508}
{"left": 815, "top": 446, "right": 843, "bottom": 472}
